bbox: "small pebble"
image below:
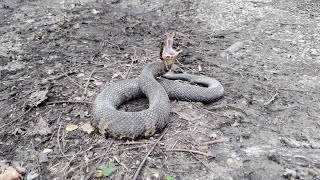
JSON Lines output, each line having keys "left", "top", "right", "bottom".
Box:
{"left": 27, "top": 171, "right": 39, "bottom": 180}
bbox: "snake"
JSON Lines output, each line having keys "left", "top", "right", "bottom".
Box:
{"left": 92, "top": 33, "right": 224, "bottom": 139}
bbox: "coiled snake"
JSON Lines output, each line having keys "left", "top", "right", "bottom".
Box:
{"left": 92, "top": 33, "right": 224, "bottom": 139}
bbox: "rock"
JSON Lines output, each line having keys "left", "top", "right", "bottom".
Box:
{"left": 38, "top": 153, "right": 48, "bottom": 163}
{"left": 279, "top": 137, "right": 301, "bottom": 148}
{"left": 226, "top": 158, "right": 236, "bottom": 167}
{"left": 309, "top": 140, "right": 320, "bottom": 149}
{"left": 283, "top": 168, "right": 297, "bottom": 178}
{"left": 42, "top": 148, "right": 53, "bottom": 154}
{"left": 221, "top": 41, "right": 244, "bottom": 58}
{"left": 27, "top": 171, "right": 39, "bottom": 180}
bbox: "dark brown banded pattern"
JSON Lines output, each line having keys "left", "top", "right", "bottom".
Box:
{"left": 92, "top": 60, "right": 224, "bottom": 139}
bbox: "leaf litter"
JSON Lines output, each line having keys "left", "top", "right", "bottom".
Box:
{"left": 27, "top": 116, "right": 52, "bottom": 136}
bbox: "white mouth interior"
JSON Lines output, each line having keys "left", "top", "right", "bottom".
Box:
{"left": 164, "top": 39, "right": 177, "bottom": 56}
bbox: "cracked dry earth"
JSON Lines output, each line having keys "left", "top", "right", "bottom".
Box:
{"left": 0, "top": 0, "right": 320, "bottom": 179}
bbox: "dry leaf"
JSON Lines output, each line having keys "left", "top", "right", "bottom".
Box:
{"left": 75, "top": 110, "right": 89, "bottom": 118}
{"left": 65, "top": 124, "right": 78, "bottom": 131}
{"left": 95, "top": 170, "right": 103, "bottom": 178}
{"left": 28, "top": 90, "right": 48, "bottom": 107}
{"left": 0, "top": 166, "right": 20, "bottom": 180}
{"left": 29, "top": 117, "right": 52, "bottom": 136}
{"left": 81, "top": 122, "right": 95, "bottom": 134}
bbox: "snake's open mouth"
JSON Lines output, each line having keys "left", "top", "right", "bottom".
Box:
{"left": 162, "top": 37, "right": 180, "bottom": 57}
{"left": 160, "top": 32, "right": 182, "bottom": 70}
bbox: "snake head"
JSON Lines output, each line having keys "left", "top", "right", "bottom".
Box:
{"left": 160, "top": 32, "right": 182, "bottom": 70}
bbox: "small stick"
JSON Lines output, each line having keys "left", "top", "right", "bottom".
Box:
{"left": 190, "top": 153, "right": 214, "bottom": 172}
{"left": 166, "top": 148, "right": 215, "bottom": 157}
{"left": 48, "top": 146, "right": 93, "bottom": 158}
{"left": 277, "top": 88, "right": 320, "bottom": 94}
{"left": 211, "top": 63, "right": 244, "bottom": 77}
{"left": 167, "top": 161, "right": 201, "bottom": 166}
{"left": 175, "top": 60, "right": 187, "bottom": 72}
{"left": 61, "top": 70, "right": 85, "bottom": 90}
{"left": 115, "top": 141, "right": 157, "bottom": 146}
{"left": 171, "top": 140, "right": 178, "bottom": 149}
{"left": 61, "top": 154, "right": 77, "bottom": 180}
{"left": 46, "top": 100, "right": 92, "bottom": 105}
{"left": 84, "top": 69, "right": 96, "bottom": 95}
{"left": 113, "top": 156, "right": 129, "bottom": 171}
{"left": 57, "top": 120, "right": 65, "bottom": 157}
{"left": 172, "top": 8, "right": 195, "bottom": 13}
{"left": 203, "top": 138, "right": 229, "bottom": 145}
{"left": 125, "top": 48, "right": 136, "bottom": 79}
{"left": 133, "top": 129, "right": 168, "bottom": 180}
{"left": 264, "top": 92, "right": 278, "bottom": 106}
{"left": 61, "top": 152, "right": 112, "bottom": 179}
{"left": 62, "top": 141, "right": 114, "bottom": 178}
{"left": 192, "top": 102, "right": 247, "bottom": 116}
{"left": 31, "top": 140, "right": 42, "bottom": 179}
{"left": 121, "top": 146, "right": 149, "bottom": 151}
{"left": 0, "top": 108, "right": 33, "bottom": 128}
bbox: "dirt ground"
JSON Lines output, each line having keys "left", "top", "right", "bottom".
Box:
{"left": 1, "top": 0, "right": 320, "bottom": 179}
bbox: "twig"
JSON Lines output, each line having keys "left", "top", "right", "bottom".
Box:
{"left": 0, "top": 108, "right": 33, "bottom": 128}
{"left": 61, "top": 70, "right": 85, "bottom": 90}
{"left": 166, "top": 148, "right": 215, "bottom": 157}
{"left": 121, "top": 146, "right": 149, "bottom": 151}
{"left": 115, "top": 141, "right": 157, "bottom": 146}
{"left": 113, "top": 156, "right": 129, "bottom": 170}
{"left": 203, "top": 138, "right": 230, "bottom": 145}
{"left": 31, "top": 140, "right": 42, "bottom": 179}
{"left": 175, "top": 60, "right": 188, "bottom": 72}
{"left": 46, "top": 100, "right": 92, "bottom": 105}
{"left": 48, "top": 146, "right": 93, "bottom": 158}
{"left": 105, "top": 40, "right": 121, "bottom": 52}
{"left": 57, "top": 120, "right": 65, "bottom": 157}
{"left": 264, "top": 92, "right": 278, "bottom": 106}
{"left": 171, "top": 140, "right": 178, "bottom": 149}
{"left": 190, "top": 153, "right": 214, "bottom": 172}
{"left": 210, "top": 63, "right": 243, "bottom": 77}
{"left": 125, "top": 48, "right": 136, "bottom": 79}
{"left": 172, "top": 8, "right": 195, "bottom": 14}
{"left": 192, "top": 103, "right": 247, "bottom": 116}
{"left": 63, "top": 141, "right": 114, "bottom": 177}
{"left": 61, "top": 154, "right": 77, "bottom": 180}
{"left": 133, "top": 129, "right": 168, "bottom": 180}
{"left": 60, "top": 153, "right": 108, "bottom": 179}
{"left": 167, "top": 161, "right": 201, "bottom": 166}
{"left": 190, "top": 102, "right": 218, "bottom": 114}
{"left": 84, "top": 69, "right": 96, "bottom": 95}
{"left": 277, "top": 88, "right": 320, "bottom": 94}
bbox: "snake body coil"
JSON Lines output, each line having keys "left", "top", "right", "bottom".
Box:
{"left": 92, "top": 60, "right": 224, "bottom": 139}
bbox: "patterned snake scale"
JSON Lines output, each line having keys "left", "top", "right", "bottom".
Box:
{"left": 92, "top": 60, "right": 224, "bottom": 139}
